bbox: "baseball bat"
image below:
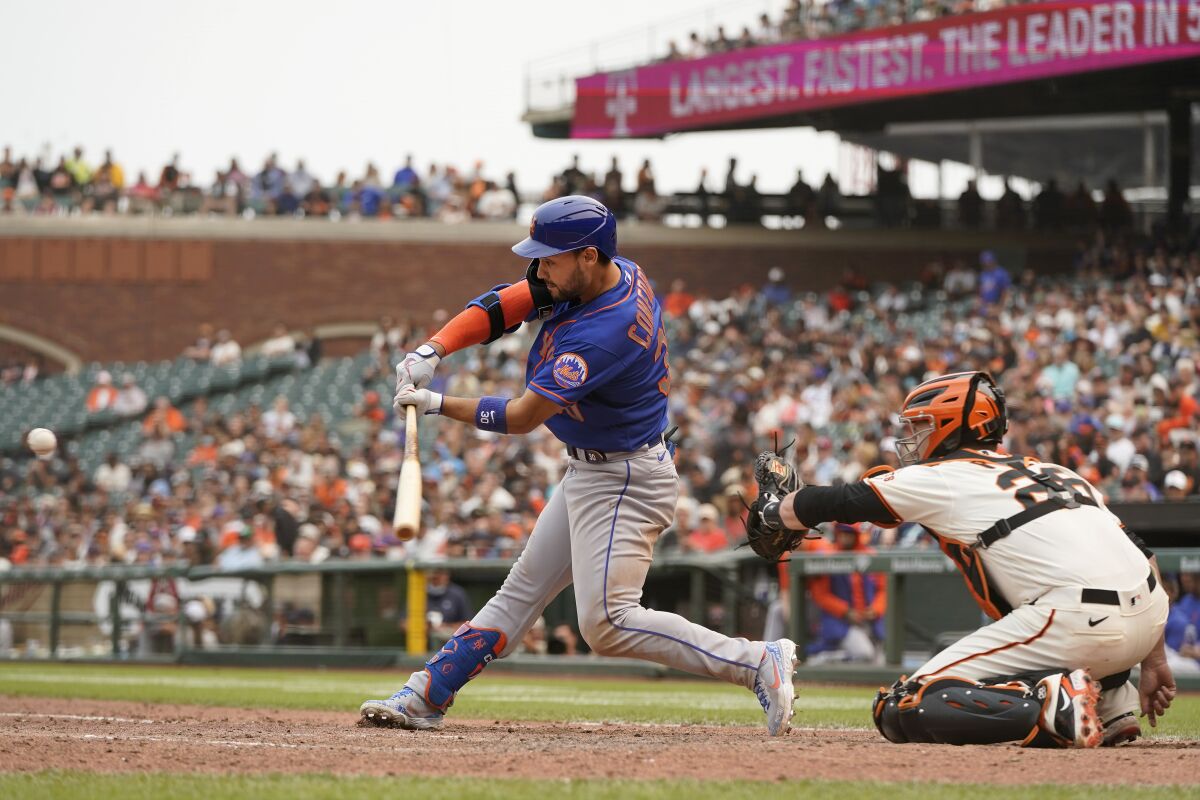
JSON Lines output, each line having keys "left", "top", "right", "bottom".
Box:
{"left": 394, "top": 405, "right": 422, "bottom": 541}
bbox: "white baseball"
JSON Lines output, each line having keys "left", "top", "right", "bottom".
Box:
{"left": 27, "top": 427, "right": 57, "bottom": 458}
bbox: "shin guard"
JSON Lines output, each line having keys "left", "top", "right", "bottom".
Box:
{"left": 422, "top": 623, "right": 507, "bottom": 711}
{"left": 874, "top": 675, "right": 1044, "bottom": 745}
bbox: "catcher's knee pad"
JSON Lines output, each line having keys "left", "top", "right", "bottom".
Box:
{"left": 874, "top": 675, "right": 1044, "bottom": 745}
{"left": 422, "top": 623, "right": 507, "bottom": 710}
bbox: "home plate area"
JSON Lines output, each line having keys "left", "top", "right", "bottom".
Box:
{"left": 0, "top": 696, "right": 1195, "bottom": 784}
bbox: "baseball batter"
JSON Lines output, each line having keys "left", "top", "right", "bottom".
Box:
{"left": 746, "top": 371, "right": 1174, "bottom": 748}
{"left": 360, "top": 195, "right": 797, "bottom": 735}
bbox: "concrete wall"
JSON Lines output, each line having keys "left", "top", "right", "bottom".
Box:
{"left": 0, "top": 217, "right": 1075, "bottom": 364}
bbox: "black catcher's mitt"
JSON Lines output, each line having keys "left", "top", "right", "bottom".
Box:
{"left": 745, "top": 450, "right": 806, "bottom": 562}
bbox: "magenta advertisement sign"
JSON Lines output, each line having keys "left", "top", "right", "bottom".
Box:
{"left": 573, "top": 0, "right": 1200, "bottom": 138}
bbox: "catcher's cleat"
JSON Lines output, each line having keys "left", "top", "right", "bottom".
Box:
{"left": 1038, "top": 669, "right": 1103, "bottom": 748}
{"left": 754, "top": 639, "right": 798, "bottom": 736}
{"left": 359, "top": 687, "right": 444, "bottom": 731}
{"left": 1101, "top": 711, "right": 1142, "bottom": 746}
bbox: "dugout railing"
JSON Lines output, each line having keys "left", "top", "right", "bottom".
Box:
{"left": 2, "top": 549, "right": 1198, "bottom": 678}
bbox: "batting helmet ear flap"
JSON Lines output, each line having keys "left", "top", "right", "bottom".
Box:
{"left": 525, "top": 259, "right": 555, "bottom": 320}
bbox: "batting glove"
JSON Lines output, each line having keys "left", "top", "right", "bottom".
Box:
{"left": 394, "top": 385, "right": 443, "bottom": 416}
{"left": 395, "top": 344, "right": 441, "bottom": 392}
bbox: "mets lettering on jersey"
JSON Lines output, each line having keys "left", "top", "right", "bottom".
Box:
{"left": 526, "top": 257, "right": 671, "bottom": 452}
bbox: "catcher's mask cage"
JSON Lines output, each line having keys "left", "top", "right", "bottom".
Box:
{"left": 895, "top": 371, "right": 1008, "bottom": 467}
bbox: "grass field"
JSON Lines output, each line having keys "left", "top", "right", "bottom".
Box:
{"left": 1, "top": 662, "right": 1197, "bottom": 799}
{"left": 0, "top": 772, "right": 1196, "bottom": 800}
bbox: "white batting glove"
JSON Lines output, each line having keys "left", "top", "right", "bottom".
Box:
{"left": 395, "top": 344, "right": 441, "bottom": 392}
{"left": 394, "top": 385, "right": 443, "bottom": 416}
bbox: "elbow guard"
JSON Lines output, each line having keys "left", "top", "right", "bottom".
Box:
{"left": 467, "top": 284, "right": 522, "bottom": 344}
{"left": 525, "top": 260, "right": 556, "bottom": 320}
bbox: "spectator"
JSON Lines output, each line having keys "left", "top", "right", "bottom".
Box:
{"left": 1100, "top": 178, "right": 1133, "bottom": 232}
{"left": 1164, "top": 470, "right": 1191, "bottom": 499}
{"left": 425, "top": 568, "right": 472, "bottom": 641}
{"left": 684, "top": 504, "right": 730, "bottom": 553}
{"left": 816, "top": 173, "right": 841, "bottom": 221}
{"left": 686, "top": 31, "right": 708, "bottom": 59}
{"left": 1065, "top": 181, "right": 1098, "bottom": 229}
{"left": 217, "top": 523, "right": 265, "bottom": 571}
{"left": 476, "top": 181, "right": 517, "bottom": 220}
{"left": 1103, "top": 415, "right": 1136, "bottom": 474}
{"left": 943, "top": 258, "right": 977, "bottom": 298}
{"left": 183, "top": 323, "right": 215, "bottom": 361}
{"left": 142, "top": 396, "right": 187, "bottom": 435}
{"left": 1033, "top": 178, "right": 1064, "bottom": 230}
{"left": 807, "top": 523, "right": 886, "bottom": 663}
{"left": 754, "top": 12, "right": 779, "bottom": 44}
{"left": 393, "top": 155, "right": 419, "bottom": 190}
{"left": 995, "top": 177, "right": 1026, "bottom": 230}
{"left": 290, "top": 159, "right": 315, "bottom": 197}
{"left": 957, "top": 179, "right": 983, "bottom": 229}
{"left": 86, "top": 370, "right": 118, "bottom": 413}
{"left": 262, "top": 396, "right": 297, "bottom": 441}
{"left": 977, "top": 250, "right": 1010, "bottom": 305}
{"left": 260, "top": 322, "right": 296, "bottom": 359}
{"left": 94, "top": 452, "right": 132, "bottom": 494}
{"left": 210, "top": 329, "right": 242, "bottom": 367}
{"left": 112, "top": 373, "right": 148, "bottom": 417}
{"left": 1038, "top": 346, "right": 1081, "bottom": 402}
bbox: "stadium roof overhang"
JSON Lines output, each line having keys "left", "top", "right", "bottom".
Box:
{"left": 523, "top": 1, "right": 1200, "bottom": 195}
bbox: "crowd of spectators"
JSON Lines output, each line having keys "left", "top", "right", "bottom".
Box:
{"left": 659, "top": 0, "right": 1030, "bottom": 62}
{"left": 0, "top": 146, "right": 521, "bottom": 223}
{"left": 1, "top": 222, "right": 1198, "bottom": 659}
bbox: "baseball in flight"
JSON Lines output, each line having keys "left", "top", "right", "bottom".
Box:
{"left": 27, "top": 427, "right": 57, "bottom": 458}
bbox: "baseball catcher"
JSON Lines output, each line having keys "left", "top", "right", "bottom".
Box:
{"left": 747, "top": 371, "right": 1174, "bottom": 748}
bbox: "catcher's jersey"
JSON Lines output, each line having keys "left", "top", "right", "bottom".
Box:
{"left": 866, "top": 449, "right": 1150, "bottom": 616}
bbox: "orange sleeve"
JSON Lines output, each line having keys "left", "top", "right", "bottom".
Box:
{"left": 428, "top": 280, "right": 537, "bottom": 355}
{"left": 869, "top": 573, "right": 887, "bottom": 616}
{"left": 809, "top": 575, "right": 849, "bottom": 618}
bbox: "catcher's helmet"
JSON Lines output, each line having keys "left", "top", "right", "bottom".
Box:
{"left": 512, "top": 195, "right": 617, "bottom": 259}
{"left": 895, "top": 371, "right": 1007, "bottom": 467}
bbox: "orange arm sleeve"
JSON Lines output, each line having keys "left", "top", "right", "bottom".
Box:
{"left": 808, "top": 575, "right": 849, "bottom": 618}
{"left": 869, "top": 573, "right": 888, "bottom": 616}
{"left": 428, "top": 280, "right": 537, "bottom": 355}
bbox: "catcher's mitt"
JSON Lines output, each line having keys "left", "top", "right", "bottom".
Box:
{"left": 745, "top": 450, "right": 807, "bottom": 562}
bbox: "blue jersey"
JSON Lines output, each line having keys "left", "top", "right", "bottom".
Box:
{"left": 524, "top": 257, "right": 670, "bottom": 451}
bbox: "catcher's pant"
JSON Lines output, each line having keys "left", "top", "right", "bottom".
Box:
{"left": 911, "top": 576, "right": 1169, "bottom": 720}
{"left": 406, "top": 443, "right": 765, "bottom": 698}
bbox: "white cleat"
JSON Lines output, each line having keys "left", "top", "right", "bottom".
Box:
{"left": 754, "top": 638, "right": 798, "bottom": 736}
{"left": 359, "top": 687, "right": 444, "bottom": 730}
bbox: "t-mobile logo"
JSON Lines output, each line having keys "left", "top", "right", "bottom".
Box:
{"left": 605, "top": 70, "right": 637, "bottom": 137}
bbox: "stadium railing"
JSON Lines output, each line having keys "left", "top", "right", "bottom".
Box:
{"left": 2, "top": 549, "right": 1197, "bottom": 683}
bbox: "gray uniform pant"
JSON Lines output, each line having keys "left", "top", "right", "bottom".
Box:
{"left": 406, "top": 443, "right": 765, "bottom": 700}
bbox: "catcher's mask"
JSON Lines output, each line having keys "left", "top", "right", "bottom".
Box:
{"left": 895, "top": 371, "right": 1007, "bottom": 467}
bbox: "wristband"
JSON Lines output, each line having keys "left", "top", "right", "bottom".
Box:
{"left": 415, "top": 343, "right": 440, "bottom": 363}
{"left": 475, "top": 396, "right": 508, "bottom": 434}
{"left": 426, "top": 391, "right": 444, "bottom": 416}
{"left": 760, "top": 498, "right": 783, "bottom": 531}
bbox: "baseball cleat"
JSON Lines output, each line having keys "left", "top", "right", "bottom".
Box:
{"left": 1101, "top": 711, "right": 1142, "bottom": 747}
{"left": 359, "top": 687, "right": 444, "bottom": 730}
{"left": 753, "top": 638, "right": 798, "bottom": 736}
{"left": 1039, "top": 668, "right": 1103, "bottom": 748}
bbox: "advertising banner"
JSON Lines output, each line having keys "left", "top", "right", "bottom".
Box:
{"left": 573, "top": 0, "right": 1200, "bottom": 138}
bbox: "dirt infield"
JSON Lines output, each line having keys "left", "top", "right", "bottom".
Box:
{"left": 0, "top": 696, "right": 1195, "bottom": 785}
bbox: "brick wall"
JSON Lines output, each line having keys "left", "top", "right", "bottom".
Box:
{"left": 0, "top": 229, "right": 1073, "bottom": 364}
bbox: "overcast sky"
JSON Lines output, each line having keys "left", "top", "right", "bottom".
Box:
{"left": 5, "top": 0, "right": 972, "bottom": 198}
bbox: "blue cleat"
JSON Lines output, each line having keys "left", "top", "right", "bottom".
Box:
{"left": 753, "top": 639, "right": 798, "bottom": 736}
{"left": 359, "top": 687, "right": 444, "bottom": 731}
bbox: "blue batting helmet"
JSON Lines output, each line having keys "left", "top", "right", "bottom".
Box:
{"left": 512, "top": 195, "right": 617, "bottom": 259}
